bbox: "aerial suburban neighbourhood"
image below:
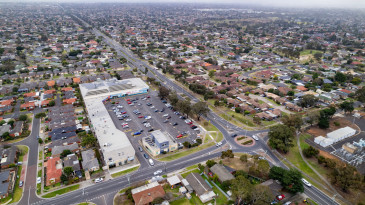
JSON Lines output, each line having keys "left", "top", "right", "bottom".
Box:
{"left": 0, "top": 1, "right": 365, "bottom": 205}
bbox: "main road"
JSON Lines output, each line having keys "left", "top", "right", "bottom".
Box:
{"left": 17, "top": 10, "right": 339, "bottom": 205}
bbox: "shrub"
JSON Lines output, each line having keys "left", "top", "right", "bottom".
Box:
{"left": 303, "top": 146, "right": 319, "bottom": 158}
{"left": 334, "top": 121, "right": 340, "bottom": 126}
{"left": 206, "top": 159, "right": 216, "bottom": 168}
{"left": 242, "top": 140, "right": 253, "bottom": 145}
{"left": 240, "top": 154, "right": 248, "bottom": 162}
{"left": 317, "top": 155, "right": 326, "bottom": 164}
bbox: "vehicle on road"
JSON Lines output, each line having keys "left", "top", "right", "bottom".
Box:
{"left": 149, "top": 159, "right": 154, "bottom": 166}
{"left": 252, "top": 135, "right": 259, "bottom": 141}
{"left": 301, "top": 178, "right": 312, "bottom": 187}
{"left": 154, "top": 169, "right": 162, "bottom": 175}
{"left": 19, "top": 181, "right": 23, "bottom": 187}
{"left": 144, "top": 153, "right": 149, "bottom": 159}
{"left": 216, "top": 142, "right": 223, "bottom": 147}
{"left": 231, "top": 134, "right": 238, "bottom": 138}
{"left": 138, "top": 146, "right": 143, "bottom": 152}
{"left": 133, "top": 132, "right": 141, "bottom": 136}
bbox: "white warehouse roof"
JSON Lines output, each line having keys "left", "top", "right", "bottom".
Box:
{"left": 327, "top": 126, "right": 356, "bottom": 143}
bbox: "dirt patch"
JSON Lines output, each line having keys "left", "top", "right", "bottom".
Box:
{"left": 306, "top": 117, "right": 359, "bottom": 137}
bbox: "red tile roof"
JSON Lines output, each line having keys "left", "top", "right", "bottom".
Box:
{"left": 73, "top": 78, "right": 80, "bottom": 84}
{"left": 45, "top": 157, "right": 62, "bottom": 186}
{"left": 1, "top": 99, "right": 13, "bottom": 106}
{"left": 47, "top": 80, "right": 55, "bottom": 87}
{"left": 20, "top": 102, "right": 35, "bottom": 109}
{"left": 132, "top": 185, "right": 165, "bottom": 205}
{"left": 63, "top": 98, "right": 76, "bottom": 104}
{"left": 24, "top": 92, "right": 36, "bottom": 97}
{"left": 61, "top": 87, "right": 73, "bottom": 92}
{"left": 44, "top": 90, "right": 56, "bottom": 94}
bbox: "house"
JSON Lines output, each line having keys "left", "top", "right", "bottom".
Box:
{"left": 296, "top": 86, "right": 308, "bottom": 92}
{"left": 210, "top": 164, "right": 234, "bottom": 183}
{"left": 185, "top": 172, "right": 216, "bottom": 203}
{"left": 132, "top": 181, "right": 166, "bottom": 205}
{"left": 73, "top": 77, "right": 81, "bottom": 84}
{"left": 0, "top": 146, "right": 18, "bottom": 169}
{"left": 61, "top": 87, "right": 73, "bottom": 92}
{"left": 45, "top": 157, "right": 63, "bottom": 186}
{"left": 9, "top": 121, "right": 23, "bottom": 137}
{"left": 0, "top": 170, "right": 16, "bottom": 199}
{"left": 63, "top": 98, "right": 77, "bottom": 105}
{"left": 261, "top": 179, "right": 283, "bottom": 198}
{"left": 81, "top": 150, "right": 99, "bottom": 172}
{"left": 51, "top": 143, "right": 79, "bottom": 157}
{"left": 0, "top": 124, "right": 11, "bottom": 137}
{"left": 20, "top": 102, "right": 35, "bottom": 110}
{"left": 47, "top": 80, "right": 55, "bottom": 87}
{"left": 63, "top": 154, "right": 82, "bottom": 178}
{"left": 0, "top": 106, "right": 12, "bottom": 115}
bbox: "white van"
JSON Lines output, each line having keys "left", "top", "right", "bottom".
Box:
{"left": 149, "top": 159, "right": 154, "bottom": 166}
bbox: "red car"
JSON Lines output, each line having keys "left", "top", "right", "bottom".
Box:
{"left": 276, "top": 194, "right": 285, "bottom": 201}
{"left": 147, "top": 96, "right": 150, "bottom": 98}
{"left": 187, "top": 122, "right": 193, "bottom": 125}
{"left": 190, "top": 124, "right": 196, "bottom": 127}
{"left": 127, "top": 102, "right": 132, "bottom": 104}
{"left": 122, "top": 112, "right": 127, "bottom": 114}
{"left": 126, "top": 99, "right": 131, "bottom": 101}
{"left": 177, "top": 134, "right": 183, "bottom": 138}
{"left": 138, "top": 116, "right": 144, "bottom": 118}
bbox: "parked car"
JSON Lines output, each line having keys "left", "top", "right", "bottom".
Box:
{"left": 133, "top": 132, "right": 142, "bottom": 136}
{"left": 37, "top": 177, "right": 41, "bottom": 184}
{"left": 138, "top": 115, "right": 144, "bottom": 118}
{"left": 163, "top": 114, "right": 169, "bottom": 117}
{"left": 148, "top": 129, "right": 154, "bottom": 132}
{"left": 154, "top": 169, "right": 162, "bottom": 175}
{"left": 166, "top": 116, "right": 171, "bottom": 119}
{"left": 138, "top": 146, "right": 143, "bottom": 152}
{"left": 125, "top": 119, "right": 132, "bottom": 122}
{"left": 276, "top": 194, "right": 285, "bottom": 201}
{"left": 163, "top": 120, "right": 169, "bottom": 123}
{"left": 19, "top": 181, "right": 23, "bottom": 187}
{"left": 177, "top": 134, "right": 183, "bottom": 138}
{"left": 145, "top": 116, "right": 152, "bottom": 120}
{"left": 95, "top": 178, "right": 103, "bottom": 183}
{"left": 172, "top": 122, "right": 178, "bottom": 126}
{"left": 149, "top": 159, "right": 154, "bottom": 166}
{"left": 144, "top": 153, "right": 149, "bottom": 159}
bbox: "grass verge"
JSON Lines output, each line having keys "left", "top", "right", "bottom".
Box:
{"left": 42, "top": 184, "right": 80, "bottom": 198}
{"left": 158, "top": 142, "right": 215, "bottom": 162}
{"left": 111, "top": 165, "right": 140, "bottom": 178}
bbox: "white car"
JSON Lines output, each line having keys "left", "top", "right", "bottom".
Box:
{"left": 216, "top": 142, "right": 222, "bottom": 147}
{"left": 283, "top": 202, "right": 292, "bottom": 205}
{"left": 37, "top": 177, "right": 41, "bottom": 184}
{"left": 301, "top": 178, "right": 312, "bottom": 187}
{"left": 117, "top": 105, "right": 124, "bottom": 109}
{"left": 252, "top": 135, "right": 259, "bottom": 141}
{"left": 122, "top": 123, "right": 128, "bottom": 126}
{"left": 144, "top": 123, "right": 151, "bottom": 127}
{"left": 95, "top": 178, "right": 103, "bottom": 183}
{"left": 163, "top": 114, "right": 169, "bottom": 117}
{"left": 150, "top": 106, "right": 155, "bottom": 109}
{"left": 185, "top": 119, "right": 191, "bottom": 124}
{"left": 145, "top": 116, "right": 152, "bottom": 120}
{"left": 154, "top": 169, "right": 162, "bottom": 175}
{"left": 125, "top": 119, "right": 132, "bottom": 121}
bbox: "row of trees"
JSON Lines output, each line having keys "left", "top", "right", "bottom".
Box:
{"left": 158, "top": 86, "right": 210, "bottom": 120}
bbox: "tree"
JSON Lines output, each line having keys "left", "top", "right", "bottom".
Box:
{"left": 221, "top": 150, "right": 234, "bottom": 159}
{"left": 314, "top": 52, "right": 323, "bottom": 61}
{"left": 60, "top": 174, "right": 68, "bottom": 183}
{"left": 18, "top": 114, "right": 28, "bottom": 121}
{"left": 183, "top": 141, "right": 191, "bottom": 148}
{"left": 355, "top": 86, "right": 365, "bottom": 103}
{"left": 35, "top": 112, "right": 47, "bottom": 119}
{"left": 253, "top": 116, "right": 261, "bottom": 125}
{"left": 206, "top": 159, "right": 217, "bottom": 168}
{"left": 281, "top": 114, "right": 303, "bottom": 130}
{"left": 299, "top": 94, "right": 318, "bottom": 108}
{"left": 208, "top": 70, "right": 215, "bottom": 78}
{"left": 192, "top": 101, "right": 209, "bottom": 121}
{"left": 306, "top": 111, "right": 320, "bottom": 126}
{"left": 269, "top": 166, "right": 304, "bottom": 194}
{"left": 168, "top": 92, "right": 179, "bottom": 106}
{"left": 235, "top": 107, "right": 242, "bottom": 113}
{"left": 176, "top": 100, "right": 191, "bottom": 117}
{"left": 64, "top": 167, "right": 74, "bottom": 178}
{"left": 231, "top": 175, "right": 253, "bottom": 204}
{"left": 60, "top": 149, "right": 72, "bottom": 158}
{"left": 158, "top": 86, "right": 170, "bottom": 99}
{"left": 250, "top": 185, "right": 273, "bottom": 205}
{"left": 240, "top": 154, "right": 248, "bottom": 162}
{"left": 335, "top": 72, "right": 347, "bottom": 83}
{"left": 38, "top": 138, "right": 43, "bottom": 144}
{"left": 81, "top": 135, "right": 97, "bottom": 148}
{"left": 8, "top": 119, "right": 14, "bottom": 127}
{"left": 0, "top": 120, "right": 5, "bottom": 126}
{"left": 302, "top": 146, "right": 319, "bottom": 158}
{"left": 330, "top": 165, "right": 362, "bottom": 192}
{"left": 268, "top": 124, "right": 295, "bottom": 153}
{"left": 49, "top": 100, "right": 55, "bottom": 107}
{"left": 318, "top": 107, "right": 336, "bottom": 129}
{"left": 340, "top": 101, "right": 354, "bottom": 114}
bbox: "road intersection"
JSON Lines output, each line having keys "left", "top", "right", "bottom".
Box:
{"left": 14, "top": 12, "right": 339, "bottom": 205}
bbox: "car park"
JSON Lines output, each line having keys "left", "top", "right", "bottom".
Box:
{"left": 301, "top": 178, "right": 312, "bottom": 187}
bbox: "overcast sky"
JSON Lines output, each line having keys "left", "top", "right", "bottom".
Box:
{"left": 4, "top": 0, "right": 365, "bottom": 8}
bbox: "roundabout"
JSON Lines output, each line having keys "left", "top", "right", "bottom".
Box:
{"left": 234, "top": 135, "right": 256, "bottom": 147}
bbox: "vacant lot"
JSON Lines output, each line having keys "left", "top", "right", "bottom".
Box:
{"left": 306, "top": 117, "right": 359, "bottom": 137}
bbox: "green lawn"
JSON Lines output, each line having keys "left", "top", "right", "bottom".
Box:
{"left": 39, "top": 151, "right": 43, "bottom": 160}
{"left": 185, "top": 164, "right": 198, "bottom": 171}
{"left": 181, "top": 169, "right": 200, "bottom": 178}
{"left": 111, "top": 165, "right": 140, "bottom": 178}
{"left": 42, "top": 184, "right": 80, "bottom": 198}
{"left": 158, "top": 142, "right": 215, "bottom": 162}
{"left": 300, "top": 49, "right": 323, "bottom": 56}
{"left": 284, "top": 134, "right": 329, "bottom": 190}
{"left": 10, "top": 145, "right": 29, "bottom": 203}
